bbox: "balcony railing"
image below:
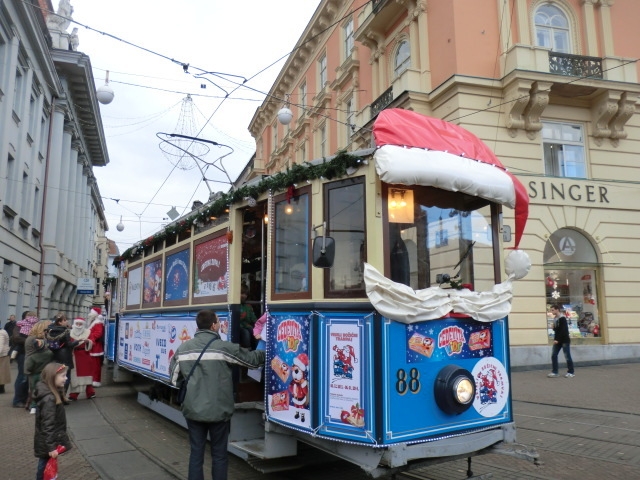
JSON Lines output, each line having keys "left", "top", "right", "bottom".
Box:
{"left": 370, "top": 87, "right": 393, "bottom": 119}
{"left": 549, "top": 52, "right": 603, "bottom": 79}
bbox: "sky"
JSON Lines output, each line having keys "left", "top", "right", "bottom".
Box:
{"left": 66, "top": 0, "right": 321, "bottom": 254}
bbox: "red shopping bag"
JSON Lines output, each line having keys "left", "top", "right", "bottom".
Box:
{"left": 43, "top": 445, "right": 66, "bottom": 480}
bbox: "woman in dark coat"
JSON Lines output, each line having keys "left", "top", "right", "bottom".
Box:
{"left": 33, "top": 362, "right": 72, "bottom": 480}
{"left": 45, "top": 314, "right": 83, "bottom": 394}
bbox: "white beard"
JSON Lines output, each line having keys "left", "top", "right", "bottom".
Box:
{"left": 71, "top": 325, "right": 89, "bottom": 340}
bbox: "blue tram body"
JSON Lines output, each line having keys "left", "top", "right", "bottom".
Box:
{"left": 108, "top": 110, "right": 536, "bottom": 476}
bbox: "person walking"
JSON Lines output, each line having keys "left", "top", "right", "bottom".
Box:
{"left": 169, "top": 309, "right": 265, "bottom": 480}
{"left": 12, "top": 311, "right": 39, "bottom": 408}
{"left": 0, "top": 327, "right": 11, "bottom": 393}
{"left": 68, "top": 318, "right": 95, "bottom": 400}
{"left": 33, "top": 362, "right": 72, "bottom": 480}
{"left": 548, "top": 303, "right": 575, "bottom": 378}
{"left": 26, "top": 320, "right": 54, "bottom": 413}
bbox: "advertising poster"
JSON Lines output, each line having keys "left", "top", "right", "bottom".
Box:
{"left": 193, "top": 235, "right": 228, "bottom": 300}
{"left": 381, "top": 317, "right": 510, "bottom": 443}
{"left": 126, "top": 267, "right": 142, "bottom": 307}
{"left": 266, "top": 312, "right": 312, "bottom": 431}
{"left": 164, "top": 248, "right": 190, "bottom": 302}
{"left": 142, "top": 259, "right": 162, "bottom": 306}
{"left": 326, "top": 316, "right": 366, "bottom": 429}
{"left": 406, "top": 319, "right": 493, "bottom": 362}
{"left": 117, "top": 314, "right": 229, "bottom": 382}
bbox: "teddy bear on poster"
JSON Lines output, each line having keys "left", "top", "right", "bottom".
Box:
{"left": 289, "top": 353, "right": 309, "bottom": 422}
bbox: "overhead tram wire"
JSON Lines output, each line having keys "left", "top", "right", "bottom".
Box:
{"left": 27, "top": 0, "right": 639, "bottom": 232}
{"left": 23, "top": 0, "right": 638, "bottom": 135}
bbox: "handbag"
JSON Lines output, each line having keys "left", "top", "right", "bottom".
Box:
{"left": 176, "top": 336, "right": 216, "bottom": 406}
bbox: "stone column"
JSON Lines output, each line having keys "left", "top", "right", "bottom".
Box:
{"left": 71, "top": 155, "right": 85, "bottom": 267}
{"left": 515, "top": 0, "right": 530, "bottom": 44}
{"left": 80, "top": 168, "right": 92, "bottom": 275}
{"left": 582, "top": 0, "right": 598, "bottom": 57}
{"left": 599, "top": 0, "right": 615, "bottom": 57}
{"left": 64, "top": 141, "right": 80, "bottom": 259}
{"left": 42, "top": 104, "right": 67, "bottom": 247}
{"left": 55, "top": 125, "right": 73, "bottom": 252}
{"left": 415, "top": 1, "right": 431, "bottom": 91}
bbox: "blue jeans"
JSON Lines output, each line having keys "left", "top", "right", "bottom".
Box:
{"left": 551, "top": 342, "right": 574, "bottom": 374}
{"left": 186, "top": 418, "right": 230, "bottom": 480}
{"left": 36, "top": 457, "right": 48, "bottom": 480}
{"left": 13, "top": 352, "right": 28, "bottom": 406}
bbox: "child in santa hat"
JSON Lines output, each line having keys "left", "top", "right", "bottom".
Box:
{"left": 87, "top": 308, "right": 105, "bottom": 387}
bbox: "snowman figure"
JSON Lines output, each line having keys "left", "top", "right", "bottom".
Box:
{"left": 289, "top": 353, "right": 309, "bottom": 422}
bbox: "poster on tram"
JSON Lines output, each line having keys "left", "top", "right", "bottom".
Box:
{"left": 117, "top": 313, "right": 229, "bottom": 382}
{"left": 126, "top": 266, "right": 142, "bottom": 307}
{"left": 164, "top": 248, "right": 190, "bottom": 304}
{"left": 316, "top": 312, "right": 375, "bottom": 443}
{"left": 265, "top": 312, "right": 313, "bottom": 432}
{"left": 193, "top": 233, "right": 228, "bottom": 302}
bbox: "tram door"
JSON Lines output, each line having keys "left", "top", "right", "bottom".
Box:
{"left": 240, "top": 203, "right": 268, "bottom": 320}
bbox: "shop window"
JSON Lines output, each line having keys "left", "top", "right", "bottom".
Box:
{"left": 394, "top": 40, "right": 411, "bottom": 77}
{"left": 535, "top": 3, "right": 571, "bottom": 53}
{"left": 272, "top": 186, "right": 310, "bottom": 299}
{"left": 324, "top": 177, "right": 366, "bottom": 298}
{"left": 542, "top": 122, "right": 586, "bottom": 178}
{"left": 544, "top": 228, "right": 600, "bottom": 338}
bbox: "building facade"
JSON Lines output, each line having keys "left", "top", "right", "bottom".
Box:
{"left": 0, "top": 0, "right": 109, "bottom": 321}
{"left": 248, "top": 0, "right": 640, "bottom": 366}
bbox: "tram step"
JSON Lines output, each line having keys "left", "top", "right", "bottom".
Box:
{"left": 229, "top": 430, "right": 297, "bottom": 460}
{"left": 241, "top": 443, "right": 339, "bottom": 474}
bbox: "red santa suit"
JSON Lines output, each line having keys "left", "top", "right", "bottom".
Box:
{"left": 87, "top": 308, "right": 105, "bottom": 386}
{"left": 69, "top": 318, "right": 95, "bottom": 400}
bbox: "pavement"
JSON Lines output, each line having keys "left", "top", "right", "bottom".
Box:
{"left": 2, "top": 360, "right": 640, "bottom": 480}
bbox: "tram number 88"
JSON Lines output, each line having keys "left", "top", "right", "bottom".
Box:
{"left": 396, "top": 368, "right": 421, "bottom": 395}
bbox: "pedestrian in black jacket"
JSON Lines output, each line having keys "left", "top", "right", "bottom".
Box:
{"left": 33, "top": 362, "right": 72, "bottom": 480}
{"left": 46, "top": 314, "right": 83, "bottom": 394}
{"left": 548, "top": 304, "right": 575, "bottom": 378}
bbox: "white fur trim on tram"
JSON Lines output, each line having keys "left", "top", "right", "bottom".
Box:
{"left": 374, "top": 145, "right": 517, "bottom": 209}
{"left": 364, "top": 263, "right": 514, "bottom": 324}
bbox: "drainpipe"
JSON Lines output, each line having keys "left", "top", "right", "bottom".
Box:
{"left": 37, "top": 96, "right": 57, "bottom": 316}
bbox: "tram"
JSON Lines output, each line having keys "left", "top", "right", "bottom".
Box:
{"left": 108, "top": 109, "right": 537, "bottom": 478}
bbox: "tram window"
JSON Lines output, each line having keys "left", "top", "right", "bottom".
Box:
{"left": 272, "top": 187, "right": 311, "bottom": 299}
{"left": 385, "top": 186, "right": 494, "bottom": 291}
{"left": 324, "top": 178, "right": 366, "bottom": 297}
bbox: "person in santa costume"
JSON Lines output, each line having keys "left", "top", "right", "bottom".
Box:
{"left": 68, "top": 318, "right": 95, "bottom": 400}
{"left": 87, "top": 307, "right": 105, "bottom": 387}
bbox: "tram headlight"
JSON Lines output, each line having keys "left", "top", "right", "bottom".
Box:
{"left": 434, "top": 365, "right": 475, "bottom": 415}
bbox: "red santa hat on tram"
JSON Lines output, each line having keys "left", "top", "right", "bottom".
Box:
{"left": 372, "top": 109, "right": 529, "bottom": 249}
{"left": 293, "top": 353, "right": 309, "bottom": 372}
{"left": 90, "top": 306, "right": 102, "bottom": 315}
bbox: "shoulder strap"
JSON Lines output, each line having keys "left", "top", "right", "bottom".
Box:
{"left": 183, "top": 336, "right": 217, "bottom": 384}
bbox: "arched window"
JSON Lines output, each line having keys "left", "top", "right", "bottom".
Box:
{"left": 544, "top": 229, "right": 601, "bottom": 339}
{"left": 394, "top": 40, "right": 411, "bottom": 76}
{"left": 535, "top": 4, "right": 571, "bottom": 53}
